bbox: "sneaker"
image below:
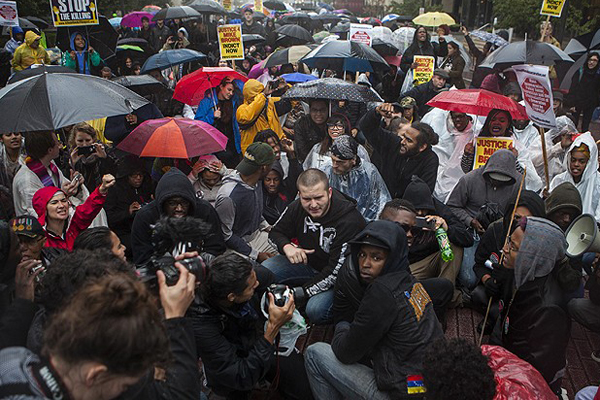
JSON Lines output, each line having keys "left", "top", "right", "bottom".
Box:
{"left": 592, "top": 350, "right": 600, "bottom": 362}
{"left": 559, "top": 387, "right": 568, "bottom": 400}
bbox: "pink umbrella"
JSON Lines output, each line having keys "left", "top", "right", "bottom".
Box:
{"left": 248, "top": 63, "right": 267, "bottom": 79}
{"left": 121, "top": 11, "right": 155, "bottom": 28}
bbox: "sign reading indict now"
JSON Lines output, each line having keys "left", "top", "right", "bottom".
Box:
{"left": 413, "top": 55, "right": 435, "bottom": 86}
{"left": 540, "top": 0, "right": 566, "bottom": 17}
{"left": 218, "top": 24, "right": 244, "bottom": 60}
{"left": 222, "top": 0, "right": 232, "bottom": 11}
{"left": 50, "top": 0, "right": 98, "bottom": 26}
{"left": 513, "top": 64, "right": 556, "bottom": 129}
{"left": 349, "top": 23, "right": 373, "bottom": 46}
{"left": 474, "top": 138, "right": 514, "bottom": 169}
{"left": 254, "top": 0, "right": 263, "bottom": 13}
{"left": 0, "top": 1, "right": 18, "bottom": 27}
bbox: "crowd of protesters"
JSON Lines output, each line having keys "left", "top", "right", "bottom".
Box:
{"left": 1, "top": 5, "right": 600, "bottom": 400}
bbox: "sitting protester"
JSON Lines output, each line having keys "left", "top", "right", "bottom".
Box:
{"left": 254, "top": 128, "right": 302, "bottom": 180}
{"left": 188, "top": 155, "right": 230, "bottom": 206}
{"left": 262, "top": 161, "right": 295, "bottom": 225}
{"left": 72, "top": 226, "right": 127, "bottom": 261}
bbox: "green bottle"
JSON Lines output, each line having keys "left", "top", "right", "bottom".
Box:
{"left": 435, "top": 228, "right": 454, "bottom": 262}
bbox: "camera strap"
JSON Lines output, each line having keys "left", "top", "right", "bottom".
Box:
{"left": 0, "top": 357, "right": 71, "bottom": 399}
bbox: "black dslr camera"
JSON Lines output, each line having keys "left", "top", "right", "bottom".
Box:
{"left": 262, "top": 284, "right": 307, "bottom": 314}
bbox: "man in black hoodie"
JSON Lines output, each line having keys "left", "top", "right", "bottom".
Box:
{"left": 305, "top": 220, "right": 443, "bottom": 399}
{"left": 266, "top": 169, "right": 366, "bottom": 324}
{"left": 131, "top": 168, "right": 225, "bottom": 266}
{"left": 359, "top": 103, "right": 439, "bottom": 198}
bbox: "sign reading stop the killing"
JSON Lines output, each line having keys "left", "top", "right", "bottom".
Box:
{"left": 349, "top": 23, "right": 373, "bottom": 46}
{"left": 50, "top": 0, "right": 98, "bottom": 26}
{"left": 513, "top": 64, "right": 556, "bottom": 129}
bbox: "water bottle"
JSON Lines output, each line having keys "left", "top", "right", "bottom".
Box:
{"left": 435, "top": 228, "right": 454, "bottom": 262}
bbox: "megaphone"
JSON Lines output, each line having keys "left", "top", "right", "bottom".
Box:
{"left": 565, "top": 214, "right": 600, "bottom": 257}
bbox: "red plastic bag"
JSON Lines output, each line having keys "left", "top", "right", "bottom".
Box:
{"left": 481, "top": 345, "right": 556, "bottom": 400}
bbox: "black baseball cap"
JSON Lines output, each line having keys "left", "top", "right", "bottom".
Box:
{"left": 349, "top": 234, "right": 390, "bottom": 250}
{"left": 11, "top": 215, "right": 45, "bottom": 238}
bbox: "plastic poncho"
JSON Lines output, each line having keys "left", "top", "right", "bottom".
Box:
{"left": 303, "top": 141, "right": 370, "bottom": 171}
{"left": 424, "top": 108, "right": 477, "bottom": 202}
{"left": 322, "top": 159, "right": 391, "bottom": 221}
{"left": 550, "top": 132, "right": 600, "bottom": 221}
{"left": 513, "top": 121, "right": 540, "bottom": 148}
{"left": 11, "top": 31, "right": 50, "bottom": 71}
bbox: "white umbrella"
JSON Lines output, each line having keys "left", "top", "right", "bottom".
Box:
{"left": 391, "top": 27, "right": 415, "bottom": 54}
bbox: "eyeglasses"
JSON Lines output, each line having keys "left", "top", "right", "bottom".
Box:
{"left": 166, "top": 199, "right": 190, "bottom": 208}
{"left": 327, "top": 123, "right": 345, "bottom": 130}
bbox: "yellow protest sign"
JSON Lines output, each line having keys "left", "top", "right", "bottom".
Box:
{"left": 474, "top": 137, "right": 514, "bottom": 169}
{"left": 222, "top": 0, "right": 232, "bottom": 11}
{"left": 540, "top": 0, "right": 566, "bottom": 17}
{"left": 413, "top": 55, "right": 435, "bottom": 86}
{"left": 254, "top": 0, "right": 263, "bottom": 13}
{"left": 218, "top": 24, "right": 244, "bottom": 61}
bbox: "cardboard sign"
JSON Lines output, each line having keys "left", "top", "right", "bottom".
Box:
{"left": 0, "top": 1, "right": 18, "bottom": 27}
{"left": 540, "top": 0, "right": 566, "bottom": 17}
{"left": 349, "top": 23, "right": 373, "bottom": 46}
{"left": 50, "top": 0, "right": 98, "bottom": 27}
{"left": 413, "top": 55, "right": 435, "bottom": 86}
{"left": 222, "top": 0, "right": 232, "bottom": 11}
{"left": 513, "top": 64, "right": 556, "bottom": 129}
{"left": 254, "top": 0, "right": 263, "bottom": 13}
{"left": 218, "top": 24, "right": 244, "bottom": 60}
{"left": 474, "top": 137, "right": 514, "bottom": 169}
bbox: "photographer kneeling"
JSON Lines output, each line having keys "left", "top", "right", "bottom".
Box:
{"left": 191, "top": 253, "right": 314, "bottom": 400}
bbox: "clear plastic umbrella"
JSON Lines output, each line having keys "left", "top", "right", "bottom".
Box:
{"left": 371, "top": 26, "right": 393, "bottom": 43}
{"left": 391, "top": 27, "right": 415, "bottom": 54}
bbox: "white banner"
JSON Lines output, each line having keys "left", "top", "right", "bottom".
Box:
{"left": 0, "top": 1, "right": 18, "bottom": 27}
{"left": 349, "top": 23, "right": 373, "bottom": 46}
{"left": 513, "top": 64, "right": 556, "bottom": 129}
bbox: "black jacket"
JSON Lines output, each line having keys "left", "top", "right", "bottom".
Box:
{"left": 131, "top": 168, "right": 225, "bottom": 266}
{"left": 269, "top": 189, "right": 366, "bottom": 297}
{"left": 150, "top": 24, "right": 173, "bottom": 52}
{"left": 359, "top": 108, "right": 439, "bottom": 198}
{"left": 333, "top": 220, "right": 444, "bottom": 395}
{"left": 262, "top": 159, "right": 302, "bottom": 225}
{"left": 293, "top": 115, "right": 327, "bottom": 163}
{"left": 400, "top": 80, "right": 447, "bottom": 116}
{"left": 399, "top": 31, "right": 446, "bottom": 73}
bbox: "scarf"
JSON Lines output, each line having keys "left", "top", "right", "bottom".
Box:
{"left": 25, "top": 157, "right": 60, "bottom": 188}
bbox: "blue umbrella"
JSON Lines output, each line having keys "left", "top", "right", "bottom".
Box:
{"left": 141, "top": 49, "right": 206, "bottom": 73}
{"left": 382, "top": 14, "right": 399, "bottom": 23}
{"left": 470, "top": 30, "right": 508, "bottom": 48}
{"left": 109, "top": 17, "right": 122, "bottom": 28}
{"left": 281, "top": 73, "right": 317, "bottom": 83}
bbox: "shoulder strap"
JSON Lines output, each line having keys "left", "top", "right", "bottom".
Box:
{"left": 239, "top": 97, "right": 269, "bottom": 131}
{"left": 0, "top": 382, "right": 37, "bottom": 397}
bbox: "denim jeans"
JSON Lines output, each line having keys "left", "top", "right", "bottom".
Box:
{"left": 304, "top": 342, "right": 392, "bottom": 400}
{"left": 575, "top": 386, "right": 599, "bottom": 400}
{"left": 458, "top": 234, "right": 480, "bottom": 290}
{"left": 262, "top": 254, "right": 334, "bottom": 324}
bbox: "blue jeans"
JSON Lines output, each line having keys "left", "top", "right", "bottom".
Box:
{"left": 576, "top": 386, "right": 599, "bottom": 400}
{"left": 458, "top": 234, "right": 479, "bottom": 290}
{"left": 262, "top": 254, "right": 334, "bottom": 324}
{"left": 304, "top": 342, "right": 392, "bottom": 400}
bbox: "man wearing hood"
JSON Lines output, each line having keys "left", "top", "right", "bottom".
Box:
{"left": 294, "top": 100, "right": 329, "bottom": 163}
{"left": 545, "top": 181, "right": 583, "bottom": 232}
{"left": 131, "top": 168, "right": 225, "bottom": 266}
{"left": 3, "top": 26, "right": 24, "bottom": 55}
{"left": 236, "top": 79, "right": 285, "bottom": 153}
{"left": 305, "top": 220, "right": 443, "bottom": 399}
{"left": 11, "top": 31, "right": 50, "bottom": 71}
{"left": 322, "top": 136, "right": 391, "bottom": 221}
{"left": 359, "top": 103, "right": 439, "bottom": 198}
{"left": 400, "top": 69, "right": 449, "bottom": 116}
{"left": 266, "top": 169, "right": 366, "bottom": 324}
{"left": 63, "top": 32, "right": 101, "bottom": 75}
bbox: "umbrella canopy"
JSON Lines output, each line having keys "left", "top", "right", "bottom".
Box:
{"left": 412, "top": 12, "right": 455, "bottom": 27}
{"left": 2, "top": 17, "right": 38, "bottom": 35}
{"left": 173, "top": 67, "right": 248, "bottom": 106}
{"left": 361, "top": 17, "right": 381, "bottom": 26}
{"left": 117, "top": 118, "right": 227, "bottom": 158}
{"left": 426, "top": 89, "right": 528, "bottom": 119}
{"left": 563, "top": 29, "right": 600, "bottom": 56}
{"left": 141, "top": 49, "right": 206, "bottom": 73}
{"left": 275, "top": 24, "right": 314, "bottom": 46}
{"left": 264, "top": 0, "right": 288, "bottom": 10}
{"left": 142, "top": 5, "right": 162, "bottom": 12}
{"left": 109, "top": 17, "right": 122, "bottom": 28}
{"left": 117, "top": 37, "right": 154, "bottom": 54}
{"left": 559, "top": 52, "right": 588, "bottom": 90}
{"left": 263, "top": 44, "right": 317, "bottom": 67}
{"left": 390, "top": 26, "right": 415, "bottom": 54}
{"left": 280, "top": 72, "right": 317, "bottom": 83}
{"left": 282, "top": 77, "right": 383, "bottom": 102}
{"left": 469, "top": 30, "right": 508, "bottom": 48}
{"left": 372, "top": 38, "right": 398, "bottom": 56}
{"left": 479, "top": 40, "right": 574, "bottom": 70}
{"left": 117, "top": 44, "right": 144, "bottom": 52}
{"left": 371, "top": 26, "right": 393, "bottom": 42}
{"left": 313, "top": 31, "right": 334, "bottom": 43}
{"left": 300, "top": 40, "right": 389, "bottom": 73}
{"left": 0, "top": 73, "right": 149, "bottom": 134}
{"left": 242, "top": 34, "right": 266, "bottom": 47}
{"left": 187, "top": 0, "right": 226, "bottom": 14}
{"left": 121, "top": 11, "right": 155, "bottom": 28}
{"left": 56, "top": 16, "right": 119, "bottom": 60}
{"left": 152, "top": 6, "right": 201, "bottom": 21}
{"left": 23, "top": 16, "right": 49, "bottom": 30}
{"left": 314, "top": 13, "right": 342, "bottom": 24}
{"left": 280, "top": 12, "right": 311, "bottom": 24}
{"left": 382, "top": 14, "right": 399, "bottom": 23}
{"left": 330, "top": 22, "right": 350, "bottom": 33}
{"left": 7, "top": 65, "right": 75, "bottom": 85}
{"left": 112, "top": 74, "right": 166, "bottom": 97}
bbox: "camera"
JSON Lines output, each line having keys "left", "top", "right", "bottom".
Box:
{"left": 77, "top": 145, "right": 95, "bottom": 157}
{"left": 153, "top": 250, "right": 206, "bottom": 286}
{"left": 414, "top": 216, "right": 436, "bottom": 230}
{"left": 262, "top": 284, "right": 307, "bottom": 315}
{"left": 30, "top": 263, "right": 45, "bottom": 283}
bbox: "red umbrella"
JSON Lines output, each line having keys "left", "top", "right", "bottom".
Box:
{"left": 173, "top": 67, "right": 248, "bottom": 106}
{"left": 426, "top": 89, "right": 528, "bottom": 120}
{"left": 117, "top": 118, "right": 227, "bottom": 159}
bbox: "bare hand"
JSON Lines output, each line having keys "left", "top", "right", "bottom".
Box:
{"left": 351, "top": 128, "right": 358, "bottom": 137}
{"left": 257, "top": 252, "right": 276, "bottom": 263}
{"left": 460, "top": 26, "right": 469, "bottom": 36}
{"left": 70, "top": 147, "right": 83, "bottom": 165}
{"left": 157, "top": 262, "right": 196, "bottom": 319}
{"left": 99, "top": 174, "right": 116, "bottom": 195}
{"left": 129, "top": 202, "right": 141, "bottom": 214}
{"left": 214, "top": 105, "right": 222, "bottom": 119}
{"left": 125, "top": 114, "right": 138, "bottom": 125}
{"left": 560, "top": 134, "right": 573, "bottom": 149}
{"left": 15, "top": 259, "right": 43, "bottom": 301}
{"left": 88, "top": 46, "right": 94, "bottom": 53}
{"left": 411, "top": 62, "right": 418, "bottom": 69}
{"left": 280, "top": 137, "right": 295, "bottom": 154}
{"left": 267, "top": 292, "right": 295, "bottom": 328}
{"left": 376, "top": 103, "right": 395, "bottom": 118}
{"left": 62, "top": 171, "right": 84, "bottom": 197}
{"left": 94, "top": 143, "right": 107, "bottom": 158}
{"left": 69, "top": 51, "right": 76, "bottom": 60}
{"left": 426, "top": 215, "right": 448, "bottom": 231}
{"left": 471, "top": 218, "right": 485, "bottom": 234}
{"left": 283, "top": 244, "right": 314, "bottom": 264}
{"left": 464, "top": 142, "right": 475, "bottom": 154}
{"left": 508, "top": 144, "right": 518, "bottom": 158}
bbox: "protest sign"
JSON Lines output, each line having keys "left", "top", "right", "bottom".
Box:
{"left": 0, "top": 1, "right": 18, "bottom": 27}
{"left": 413, "top": 55, "right": 435, "bottom": 86}
{"left": 349, "top": 23, "right": 373, "bottom": 46}
{"left": 254, "top": 0, "right": 263, "bottom": 13}
{"left": 540, "top": 0, "right": 566, "bottom": 17}
{"left": 513, "top": 64, "right": 556, "bottom": 129}
{"left": 50, "top": 0, "right": 98, "bottom": 27}
{"left": 222, "top": 0, "right": 232, "bottom": 11}
{"left": 474, "top": 137, "right": 514, "bottom": 169}
{"left": 218, "top": 24, "right": 244, "bottom": 61}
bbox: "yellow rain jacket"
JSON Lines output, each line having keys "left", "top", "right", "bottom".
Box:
{"left": 11, "top": 31, "right": 50, "bottom": 71}
{"left": 236, "top": 79, "right": 284, "bottom": 153}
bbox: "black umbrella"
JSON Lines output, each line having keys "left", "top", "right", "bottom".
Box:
{"left": 112, "top": 74, "right": 166, "bottom": 96}
{"left": 329, "top": 22, "right": 350, "bottom": 33}
{"left": 187, "top": 0, "right": 226, "bottom": 14}
{"left": 275, "top": 24, "right": 314, "bottom": 46}
{"left": 56, "top": 15, "right": 119, "bottom": 60}
{"left": 263, "top": 44, "right": 317, "bottom": 67}
{"left": 564, "top": 29, "right": 600, "bottom": 56}
{"left": 313, "top": 13, "right": 342, "bottom": 24}
{"left": 7, "top": 65, "right": 75, "bottom": 85}
{"left": 141, "top": 48, "right": 206, "bottom": 73}
{"left": 0, "top": 73, "right": 149, "bottom": 134}
{"left": 479, "top": 40, "right": 574, "bottom": 70}
{"left": 23, "top": 16, "right": 49, "bottom": 30}
{"left": 560, "top": 52, "right": 588, "bottom": 90}
{"left": 264, "top": 0, "right": 288, "bottom": 10}
{"left": 301, "top": 40, "right": 389, "bottom": 72}
{"left": 117, "top": 38, "right": 155, "bottom": 54}
{"left": 280, "top": 12, "right": 311, "bottom": 24}
{"left": 242, "top": 34, "right": 266, "bottom": 47}
{"left": 152, "top": 6, "right": 201, "bottom": 21}
{"left": 282, "top": 77, "right": 382, "bottom": 102}
{"left": 372, "top": 38, "right": 399, "bottom": 56}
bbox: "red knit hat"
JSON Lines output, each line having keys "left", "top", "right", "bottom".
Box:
{"left": 32, "top": 186, "right": 63, "bottom": 226}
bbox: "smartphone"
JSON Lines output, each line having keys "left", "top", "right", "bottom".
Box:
{"left": 414, "top": 217, "right": 436, "bottom": 230}
{"left": 73, "top": 173, "right": 83, "bottom": 183}
{"left": 78, "top": 145, "right": 95, "bottom": 156}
